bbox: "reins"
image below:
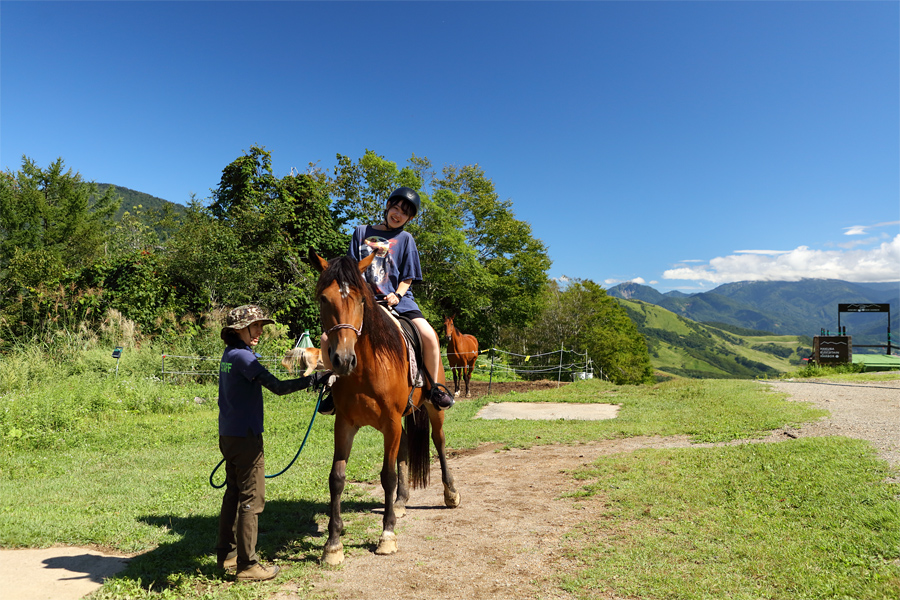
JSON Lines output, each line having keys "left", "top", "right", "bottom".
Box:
{"left": 208, "top": 384, "right": 328, "bottom": 489}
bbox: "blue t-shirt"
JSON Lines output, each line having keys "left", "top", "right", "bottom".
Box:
{"left": 218, "top": 344, "right": 267, "bottom": 436}
{"left": 350, "top": 225, "right": 423, "bottom": 314}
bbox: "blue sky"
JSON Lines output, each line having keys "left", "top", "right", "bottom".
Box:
{"left": 2, "top": 1, "right": 898, "bottom": 292}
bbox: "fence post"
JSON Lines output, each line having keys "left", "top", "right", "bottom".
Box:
{"left": 161, "top": 354, "right": 166, "bottom": 383}
{"left": 557, "top": 343, "right": 564, "bottom": 387}
{"left": 488, "top": 348, "right": 494, "bottom": 395}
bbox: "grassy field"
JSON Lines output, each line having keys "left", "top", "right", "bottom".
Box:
{"left": 1, "top": 360, "right": 898, "bottom": 599}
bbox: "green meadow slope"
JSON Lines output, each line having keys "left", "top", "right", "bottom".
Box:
{"left": 617, "top": 298, "right": 812, "bottom": 379}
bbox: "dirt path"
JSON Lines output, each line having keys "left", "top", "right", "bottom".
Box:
{"left": 284, "top": 378, "right": 900, "bottom": 600}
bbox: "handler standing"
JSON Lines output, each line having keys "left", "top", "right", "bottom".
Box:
{"left": 216, "top": 304, "right": 326, "bottom": 581}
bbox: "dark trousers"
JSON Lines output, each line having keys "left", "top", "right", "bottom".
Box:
{"left": 216, "top": 433, "right": 265, "bottom": 567}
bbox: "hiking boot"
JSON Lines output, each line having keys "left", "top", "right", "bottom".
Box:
{"left": 236, "top": 562, "right": 280, "bottom": 582}
{"left": 317, "top": 392, "right": 335, "bottom": 415}
{"left": 427, "top": 385, "right": 455, "bottom": 410}
{"left": 217, "top": 555, "right": 237, "bottom": 572}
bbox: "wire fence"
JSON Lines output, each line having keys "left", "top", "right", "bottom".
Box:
{"left": 444, "top": 345, "right": 605, "bottom": 393}
{"left": 160, "top": 354, "right": 292, "bottom": 383}
{"left": 162, "top": 344, "right": 604, "bottom": 387}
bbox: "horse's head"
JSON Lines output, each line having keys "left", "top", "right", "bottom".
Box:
{"left": 310, "top": 250, "right": 375, "bottom": 376}
{"left": 443, "top": 315, "right": 456, "bottom": 341}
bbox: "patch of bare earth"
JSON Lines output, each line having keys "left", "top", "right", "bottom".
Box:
{"left": 274, "top": 377, "right": 900, "bottom": 600}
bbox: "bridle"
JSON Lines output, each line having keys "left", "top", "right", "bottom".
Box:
{"left": 326, "top": 322, "right": 362, "bottom": 338}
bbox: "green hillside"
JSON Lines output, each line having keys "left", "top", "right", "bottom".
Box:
{"left": 96, "top": 183, "right": 185, "bottom": 219}
{"left": 617, "top": 298, "right": 812, "bottom": 379}
{"left": 95, "top": 183, "right": 185, "bottom": 240}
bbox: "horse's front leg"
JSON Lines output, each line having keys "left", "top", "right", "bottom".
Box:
{"left": 375, "top": 421, "right": 403, "bottom": 555}
{"left": 452, "top": 365, "right": 462, "bottom": 397}
{"left": 427, "top": 404, "right": 461, "bottom": 508}
{"left": 323, "top": 420, "right": 357, "bottom": 566}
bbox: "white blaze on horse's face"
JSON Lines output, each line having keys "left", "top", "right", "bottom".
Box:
{"left": 321, "top": 282, "right": 364, "bottom": 376}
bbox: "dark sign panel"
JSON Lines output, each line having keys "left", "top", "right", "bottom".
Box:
{"left": 813, "top": 336, "right": 852, "bottom": 365}
{"left": 838, "top": 303, "right": 890, "bottom": 313}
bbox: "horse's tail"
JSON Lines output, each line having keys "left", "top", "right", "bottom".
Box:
{"left": 405, "top": 408, "right": 431, "bottom": 490}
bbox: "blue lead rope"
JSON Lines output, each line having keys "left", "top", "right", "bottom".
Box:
{"left": 209, "top": 385, "right": 326, "bottom": 489}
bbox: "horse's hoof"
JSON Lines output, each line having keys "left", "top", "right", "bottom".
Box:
{"left": 375, "top": 531, "right": 398, "bottom": 555}
{"left": 465, "top": 392, "right": 471, "bottom": 398}
{"left": 393, "top": 502, "right": 407, "bottom": 519}
{"left": 443, "top": 484, "right": 461, "bottom": 508}
{"left": 322, "top": 543, "right": 344, "bottom": 566}
{"left": 454, "top": 390, "right": 460, "bottom": 397}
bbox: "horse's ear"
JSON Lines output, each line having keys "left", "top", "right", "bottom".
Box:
{"left": 308, "top": 248, "right": 329, "bottom": 273}
{"left": 358, "top": 252, "right": 375, "bottom": 273}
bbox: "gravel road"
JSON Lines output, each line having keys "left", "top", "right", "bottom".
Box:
{"left": 761, "top": 377, "right": 900, "bottom": 477}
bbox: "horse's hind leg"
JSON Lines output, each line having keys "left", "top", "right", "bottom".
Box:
{"left": 427, "top": 405, "right": 461, "bottom": 508}
{"left": 394, "top": 427, "right": 410, "bottom": 519}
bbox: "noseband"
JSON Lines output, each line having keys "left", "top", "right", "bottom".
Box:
{"left": 327, "top": 323, "right": 362, "bottom": 337}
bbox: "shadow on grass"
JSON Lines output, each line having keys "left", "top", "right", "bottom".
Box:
{"left": 118, "top": 495, "right": 380, "bottom": 591}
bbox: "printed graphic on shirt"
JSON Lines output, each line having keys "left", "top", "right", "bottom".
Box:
{"left": 359, "top": 235, "right": 398, "bottom": 295}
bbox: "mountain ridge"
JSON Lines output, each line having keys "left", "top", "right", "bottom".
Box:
{"left": 607, "top": 279, "right": 899, "bottom": 348}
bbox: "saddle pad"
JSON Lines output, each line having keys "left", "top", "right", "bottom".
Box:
{"left": 378, "top": 305, "right": 424, "bottom": 388}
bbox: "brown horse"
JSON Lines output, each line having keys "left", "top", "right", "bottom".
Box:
{"left": 443, "top": 315, "right": 479, "bottom": 398}
{"left": 310, "top": 250, "right": 461, "bottom": 565}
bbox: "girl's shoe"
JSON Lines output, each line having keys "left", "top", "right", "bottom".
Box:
{"left": 428, "top": 385, "right": 455, "bottom": 410}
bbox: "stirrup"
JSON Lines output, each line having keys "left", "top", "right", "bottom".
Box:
{"left": 427, "top": 383, "right": 455, "bottom": 410}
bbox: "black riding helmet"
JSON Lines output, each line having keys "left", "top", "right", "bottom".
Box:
{"left": 382, "top": 187, "right": 420, "bottom": 230}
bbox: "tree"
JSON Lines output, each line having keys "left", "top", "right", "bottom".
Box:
{"left": 429, "top": 164, "right": 551, "bottom": 344}
{"left": 0, "top": 157, "right": 120, "bottom": 338}
{"left": 328, "top": 150, "right": 423, "bottom": 229}
{"left": 0, "top": 156, "right": 120, "bottom": 276}
{"left": 520, "top": 278, "right": 654, "bottom": 385}
{"left": 167, "top": 146, "right": 346, "bottom": 335}
{"left": 325, "top": 152, "right": 553, "bottom": 346}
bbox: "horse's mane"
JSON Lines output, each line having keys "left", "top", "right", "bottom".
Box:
{"left": 317, "top": 255, "right": 406, "bottom": 363}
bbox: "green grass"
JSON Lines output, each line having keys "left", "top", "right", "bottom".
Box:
{"left": 1, "top": 364, "right": 897, "bottom": 599}
{"left": 564, "top": 438, "right": 899, "bottom": 600}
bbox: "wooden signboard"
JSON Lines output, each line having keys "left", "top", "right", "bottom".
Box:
{"left": 813, "top": 336, "right": 852, "bottom": 365}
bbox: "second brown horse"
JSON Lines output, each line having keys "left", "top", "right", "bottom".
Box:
{"left": 443, "top": 315, "right": 479, "bottom": 398}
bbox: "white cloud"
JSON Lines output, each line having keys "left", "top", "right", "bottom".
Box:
{"left": 734, "top": 249, "right": 791, "bottom": 256}
{"left": 837, "top": 236, "right": 881, "bottom": 250}
{"left": 663, "top": 234, "right": 900, "bottom": 284}
{"left": 843, "top": 221, "right": 900, "bottom": 236}
{"left": 843, "top": 225, "right": 869, "bottom": 236}
{"left": 630, "top": 277, "right": 646, "bottom": 284}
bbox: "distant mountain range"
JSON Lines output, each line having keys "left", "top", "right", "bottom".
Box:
{"left": 607, "top": 279, "right": 899, "bottom": 349}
